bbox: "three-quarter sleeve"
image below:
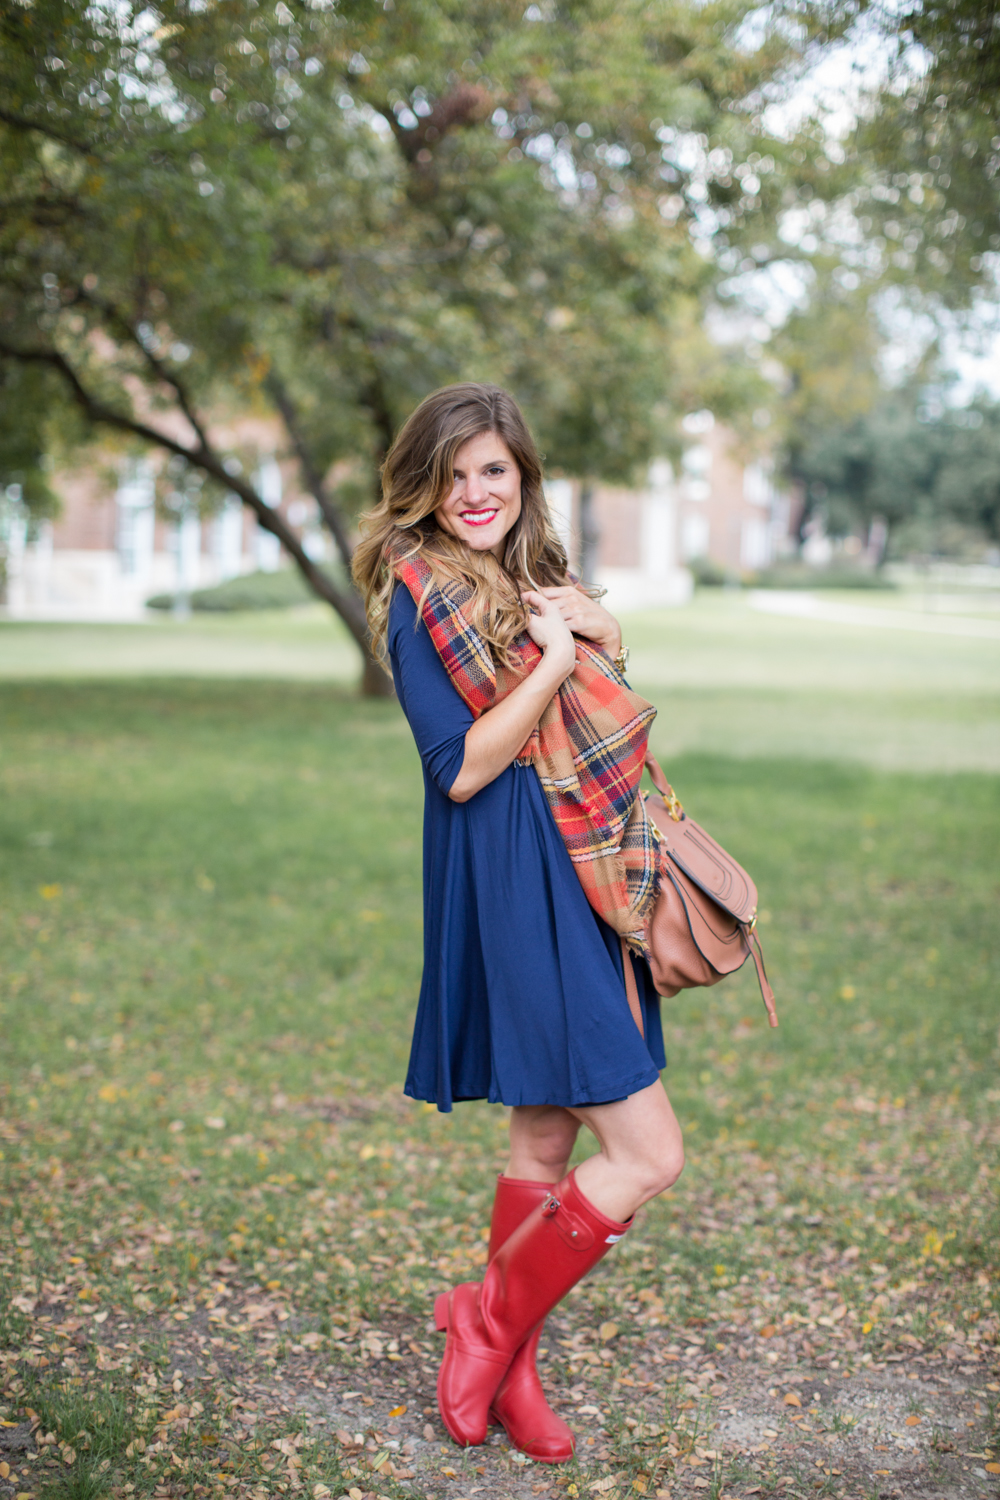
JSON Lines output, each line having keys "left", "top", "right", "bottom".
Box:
{"left": 388, "top": 586, "right": 474, "bottom": 797}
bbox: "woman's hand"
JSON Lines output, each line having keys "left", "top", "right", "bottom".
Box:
{"left": 448, "top": 591, "right": 575, "bottom": 803}
{"left": 534, "top": 585, "right": 622, "bottom": 657}
{"left": 521, "top": 589, "right": 578, "bottom": 681}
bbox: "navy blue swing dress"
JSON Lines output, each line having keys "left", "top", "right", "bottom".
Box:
{"left": 388, "top": 585, "right": 666, "bottom": 1113}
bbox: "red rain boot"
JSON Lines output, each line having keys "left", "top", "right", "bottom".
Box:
{"left": 434, "top": 1169, "right": 630, "bottom": 1448}
{"left": 486, "top": 1176, "right": 576, "bottom": 1463}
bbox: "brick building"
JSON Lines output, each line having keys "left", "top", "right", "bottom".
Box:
{"left": 1, "top": 411, "right": 790, "bottom": 620}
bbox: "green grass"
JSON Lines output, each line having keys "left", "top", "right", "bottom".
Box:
{"left": 0, "top": 605, "right": 998, "bottom": 1497}
{"left": 4, "top": 588, "right": 998, "bottom": 770}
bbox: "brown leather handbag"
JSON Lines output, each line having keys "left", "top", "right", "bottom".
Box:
{"left": 621, "top": 753, "right": 778, "bottom": 1034}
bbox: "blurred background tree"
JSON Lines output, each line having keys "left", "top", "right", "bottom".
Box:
{"left": 2, "top": 0, "right": 999, "bottom": 681}
{"left": 0, "top": 0, "right": 858, "bottom": 689}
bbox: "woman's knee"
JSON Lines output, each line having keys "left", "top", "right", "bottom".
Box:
{"left": 529, "top": 1122, "right": 579, "bottom": 1173}
{"left": 509, "top": 1107, "right": 579, "bottom": 1174}
{"left": 631, "top": 1134, "right": 685, "bottom": 1201}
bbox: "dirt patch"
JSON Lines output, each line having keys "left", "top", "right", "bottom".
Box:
{"left": 4, "top": 1291, "right": 996, "bottom": 1500}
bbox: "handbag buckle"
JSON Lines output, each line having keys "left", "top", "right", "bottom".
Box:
{"left": 541, "top": 1194, "right": 560, "bottom": 1218}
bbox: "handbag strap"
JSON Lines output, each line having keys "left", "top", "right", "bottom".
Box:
{"left": 743, "top": 926, "right": 779, "bottom": 1028}
{"left": 620, "top": 938, "right": 645, "bottom": 1038}
{"left": 644, "top": 751, "right": 684, "bottom": 821}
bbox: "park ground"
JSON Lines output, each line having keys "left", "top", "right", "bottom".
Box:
{"left": 0, "top": 588, "right": 998, "bottom": 1500}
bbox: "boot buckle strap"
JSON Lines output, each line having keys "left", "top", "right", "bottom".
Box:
{"left": 541, "top": 1193, "right": 560, "bottom": 1217}
{"left": 555, "top": 1210, "right": 595, "bottom": 1251}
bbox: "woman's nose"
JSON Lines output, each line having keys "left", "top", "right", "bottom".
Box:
{"left": 464, "top": 472, "right": 486, "bottom": 505}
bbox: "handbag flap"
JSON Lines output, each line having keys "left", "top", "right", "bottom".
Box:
{"left": 647, "top": 794, "right": 758, "bottom": 924}
{"left": 664, "top": 865, "right": 751, "bottom": 977}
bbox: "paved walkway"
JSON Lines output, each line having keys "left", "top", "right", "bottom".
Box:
{"left": 748, "top": 589, "right": 1000, "bottom": 641}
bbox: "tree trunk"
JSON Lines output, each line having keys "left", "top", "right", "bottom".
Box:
{"left": 362, "top": 651, "right": 394, "bottom": 699}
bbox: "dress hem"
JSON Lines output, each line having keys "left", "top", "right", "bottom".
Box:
{"left": 403, "top": 1062, "right": 662, "bottom": 1115}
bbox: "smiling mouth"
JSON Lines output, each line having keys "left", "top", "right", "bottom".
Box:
{"left": 459, "top": 508, "right": 499, "bottom": 526}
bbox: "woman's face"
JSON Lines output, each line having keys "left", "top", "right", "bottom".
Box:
{"left": 435, "top": 430, "right": 522, "bottom": 559}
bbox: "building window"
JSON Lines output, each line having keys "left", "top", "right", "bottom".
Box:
{"left": 681, "top": 513, "right": 710, "bottom": 560}
{"left": 740, "top": 516, "right": 771, "bottom": 569}
{"left": 743, "top": 462, "right": 773, "bottom": 508}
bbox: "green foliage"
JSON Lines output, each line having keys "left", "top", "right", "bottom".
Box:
{"left": 0, "top": 363, "right": 60, "bottom": 523}
{"left": 856, "top": 0, "right": 1000, "bottom": 302}
{"left": 687, "top": 555, "right": 730, "bottom": 587}
{"left": 933, "top": 397, "right": 1000, "bottom": 542}
{"left": 147, "top": 566, "right": 313, "bottom": 612}
{"left": 790, "top": 386, "right": 1000, "bottom": 552}
{"left": 753, "top": 563, "right": 896, "bottom": 589}
{"left": 0, "top": 0, "right": 846, "bottom": 521}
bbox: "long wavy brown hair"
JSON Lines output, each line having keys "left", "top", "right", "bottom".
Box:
{"left": 352, "top": 383, "right": 570, "bottom": 668}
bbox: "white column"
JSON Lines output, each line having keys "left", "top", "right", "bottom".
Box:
{"left": 176, "top": 511, "right": 202, "bottom": 594}
{"left": 642, "top": 459, "right": 677, "bottom": 580}
{"left": 543, "top": 478, "right": 574, "bottom": 562}
{"left": 116, "top": 460, "right": 156, "bottom": 588}
{"left": 1, "top": 489, "right": 28, "bottom": 615}
{"left": 213, "top": 495, "right": 245, "bottom": 580}
{"left": 254, "top": 456, "right": 283, "bottom": 572}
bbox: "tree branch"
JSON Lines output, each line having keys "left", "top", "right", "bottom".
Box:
{"left": 0, "top": 337, "right": 372, "bottom": 645}
{"left": 0, "top": 105, "right": 101, "bottom": 159}
{"left": 264, "top": 371, "right": 356, "bottom": 573}
{"left": 372, "top": 83, "right": 493, "bottom": 167}
{"left": 71, "top": 287, "right": 214, "bottom": 454}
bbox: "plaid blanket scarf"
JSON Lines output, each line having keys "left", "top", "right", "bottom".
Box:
{"left": 394, "top": 554, "right": 660, "bottom": 954}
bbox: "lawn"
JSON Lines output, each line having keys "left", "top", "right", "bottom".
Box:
{"left": 0, "top": 596, "right": 998, "bottom": 1500}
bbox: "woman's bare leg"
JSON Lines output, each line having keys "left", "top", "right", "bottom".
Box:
{"left": 507, "top": 1105, "right": 581, "bottom": 1183}
{"left": 507, "top": 1082, "right": 684, "bottom": 1223}
{"left": 568, "top": 1080, "right": 684, "bottom": 1222}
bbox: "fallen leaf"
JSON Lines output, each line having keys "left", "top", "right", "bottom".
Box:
{"left": 388, "top": 1404, "right": 407, "bottom": 1417}
{"left": 313, "top": 1487, "right": 332, "bottom": 1499}
{"left": 0, "top": 1462, "right": 9, "bottom": 1479}
{"left": 783, "top": 1392, "right": 802, "bottom": 1407}
{"left": 599, "top": 1321, "right": 620, "bottom": 1342}
{"left": 987, "top": 1465, "right": 1000, "bottom": 1476}
{"left": 905, "top": 1415, "right": 921, "bottom": 1427}
{"left": 759, "top": 1324, "right": 776, "bottom": 1338}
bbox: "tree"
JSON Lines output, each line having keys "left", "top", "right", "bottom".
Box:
{"left": 790, "top": 390, "right": 942, "bottom": 552}
{"left": 785, "top": 378, "right": 1000, "bottom": 557}
{"left": 1, "top": 0, "right": 844, "bottom": 690}
{"left": 934, "top": 398, "right": 1000, "bottom": 543}
{"left": 849, "top": 0, "right": 1000, "bottom": 304}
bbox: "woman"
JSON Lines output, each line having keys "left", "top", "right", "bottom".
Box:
{"left": 352, "top": 383, "right": 684, "bottom": 1464}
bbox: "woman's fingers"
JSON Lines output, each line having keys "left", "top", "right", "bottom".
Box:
{"left": 521, "top": 588, "right": 559, "bottom": 615}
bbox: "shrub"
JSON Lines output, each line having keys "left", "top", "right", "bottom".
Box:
{"left": 147, "top": 568, "right": 312, "bottom": 612}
